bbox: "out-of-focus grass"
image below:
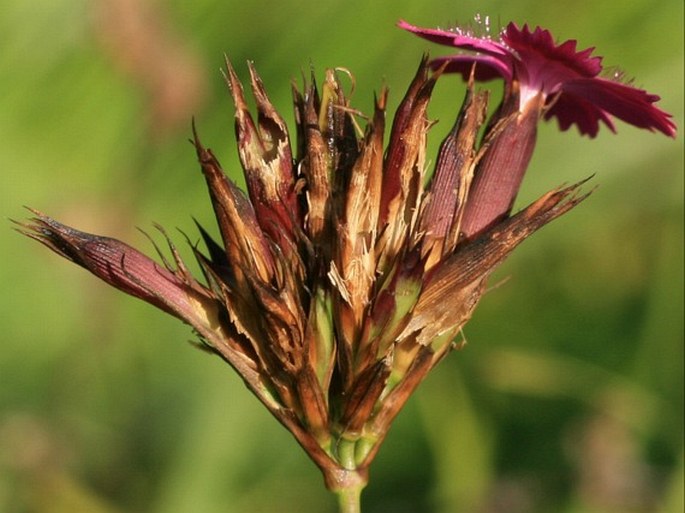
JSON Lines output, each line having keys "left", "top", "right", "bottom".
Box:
{"left": 1, "top": 1, "right": 682, "bottom": 512}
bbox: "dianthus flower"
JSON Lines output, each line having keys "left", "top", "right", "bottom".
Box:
{"left": 399, "top": 19, "right": 676, "bottom": 236}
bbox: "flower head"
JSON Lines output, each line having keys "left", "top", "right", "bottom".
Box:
{"left": 398, "top": 19, "right": 676, "bottom": 138}
{"left": 18, "top": 56, "right": 591, "bottom": 497}
{"left": 18, "top": 19, "right": 675, "bottom": 507}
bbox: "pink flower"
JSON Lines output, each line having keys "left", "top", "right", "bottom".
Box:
{"left": 398, "top": 19, "right": 676, "bottom": 138}
{"left": 399, "top": 18, "right": 676, "bottom": 238}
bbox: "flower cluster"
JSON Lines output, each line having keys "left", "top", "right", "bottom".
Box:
{"left": 19, "top": 18, "right": 675, "bottom": 508}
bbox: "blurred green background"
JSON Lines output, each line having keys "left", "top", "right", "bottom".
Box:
{"left": 1, "top": 0, "right": 682, "bottom": 512}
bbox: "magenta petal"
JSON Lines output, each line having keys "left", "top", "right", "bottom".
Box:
{"left": 398, "top": 20, "right": 511, "bottom": 57}
{"left": 397, "top": 19, "right": 463, "bottom": 46}
{"left": 430, "top": 54, "right": 513, "bottom": 82}
{"left": 503, "top": 23, "right": 602, "bottom": 78}
{"left": 561, "top": 78, "right": 677, "bottom": 137}
{"left": 545, "top": 92, "right": 615, "bottom": 137}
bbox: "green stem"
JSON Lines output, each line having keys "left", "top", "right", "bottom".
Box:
{"left": 336, "top": 483, "right": 363, "bottom": 513}
{"left": 323, "top": 465, "right": 367, "bottom": 513}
